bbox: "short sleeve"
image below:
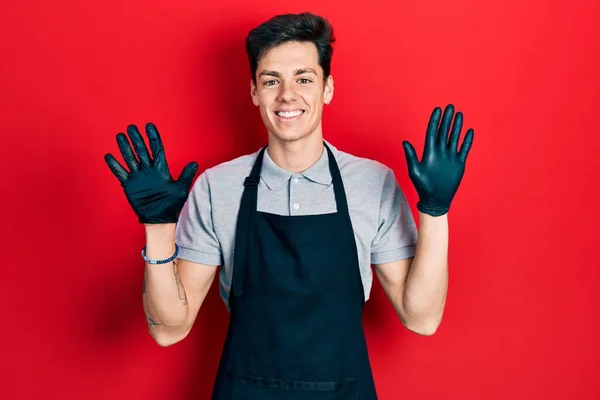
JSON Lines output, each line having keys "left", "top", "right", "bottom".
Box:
{"left": 175, "top": 171, "right": 223, "bottom": 266}
{"left": 370, "top": 169, "right": 418, "bottom": 265}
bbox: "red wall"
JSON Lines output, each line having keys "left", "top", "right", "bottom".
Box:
{"left": 2, "top": 0, "right": 599, "bottom": 398}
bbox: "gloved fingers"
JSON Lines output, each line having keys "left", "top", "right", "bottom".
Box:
{"left": 438, "top": 104, "right": 454, "bottom": 149}
{"left": 402, "top": 141, "right": 420, "bottom": 178}
{"left": 146, "top": 122, "right": 164, "bottom": 161}
{"left": 425, "top": 107, "right": 442, "bottom": 153}
{"left": 458, "top": 128, "right": 474, "bottom": 163}
{"left": 127, "top": 124, "right": 152, "bottom": 168}
{"left": 104, "top": 153, "right": 129, "bottom": 184}
{"left": 177, "top": 161, "right": 199, "bottom": 189}
{"left": 448, "top": 111, "right": 463, "bottom": 153}
{"left": 145, "top": 122, "right": 170, "bottom": 176}
{"left": 116, "top": 132, "right": 139, "bottom": 172}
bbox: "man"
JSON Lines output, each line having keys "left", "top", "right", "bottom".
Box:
{"left": 104, "top": 12, "right": 474, "bottom": 399}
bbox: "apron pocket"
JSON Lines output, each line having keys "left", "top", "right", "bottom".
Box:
{"left": 225, "top": 370, "right": 357, "bottom": 399}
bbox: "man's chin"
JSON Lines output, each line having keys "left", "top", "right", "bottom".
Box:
{"left": 269, "top": 129, "right": 311, "bottom": 143}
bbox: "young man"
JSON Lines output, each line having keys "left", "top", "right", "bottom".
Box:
{"left": 104, "top": 12, "right": 474, "bottom": 400}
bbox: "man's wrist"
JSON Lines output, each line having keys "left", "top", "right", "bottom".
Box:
{"left": 418, "top": 211, "right": 449, "bottom": 235}
{"left": 144, "top": 223, "right": 176, "bottom": 236}
{"left": 144, "top": 223, "right": 177, "bottom": 259}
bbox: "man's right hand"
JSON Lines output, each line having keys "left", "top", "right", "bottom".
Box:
{"left": 104, "top": 123, "right": 198, "bottom": 224}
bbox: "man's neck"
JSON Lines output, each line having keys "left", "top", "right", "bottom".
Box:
{"left": 266, "top": 133, "right": 325, "bottom": 173}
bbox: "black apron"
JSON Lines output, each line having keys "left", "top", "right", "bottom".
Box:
{"left": 211, "top": 142, "right": 378, "bottom": 399}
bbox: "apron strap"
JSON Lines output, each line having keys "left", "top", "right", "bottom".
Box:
{"left": 323, "top": 143, "right": 361, "bottom": 290}
{"left": 231, "top": 146, "right": 267, "bottom": 300}
{"left": 323, "top": 142, "right": 350, "bottom": 215}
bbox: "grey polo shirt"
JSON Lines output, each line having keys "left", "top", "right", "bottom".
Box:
{"left": 175, "top": 140, "right": 418, "bottom": 309}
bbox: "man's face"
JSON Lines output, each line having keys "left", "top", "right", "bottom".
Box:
{"left": 251, "top": 41, "right": 334, "bottom": 144}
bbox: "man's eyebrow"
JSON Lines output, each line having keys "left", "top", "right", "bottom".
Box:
{"left": 258, "top": 68, "right": 318, "bottom": 78}
{"left": 259, "top": 70, "right": 282, "bottom": 77}
{"left": 294, "top": 68, "right": 317, "bottom": 75}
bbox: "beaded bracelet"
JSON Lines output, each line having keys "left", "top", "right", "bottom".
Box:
{"left": 142, "top": 244, "right": 179, "bottom": 265}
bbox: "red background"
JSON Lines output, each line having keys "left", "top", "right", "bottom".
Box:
{"left": 2, "top": 0, "right": 599, "bottom": 399}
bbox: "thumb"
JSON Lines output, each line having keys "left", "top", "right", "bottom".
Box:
{"left": 177, "top": 161, "right": 199, "bottom": 189}
{"left": 402, "top": 141, "right": 419, "bottom": 176}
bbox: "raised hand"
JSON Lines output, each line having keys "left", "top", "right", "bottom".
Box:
{"left": 402, "top": 104, "right": 474, "bottom": 216}
{"left": 104, "top": 123, "right": 198, "bottom": 224}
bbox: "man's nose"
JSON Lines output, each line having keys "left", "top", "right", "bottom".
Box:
{"left": 276, "top": 81, "right": 297, "bottom": 102}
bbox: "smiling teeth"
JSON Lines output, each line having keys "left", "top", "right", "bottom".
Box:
{"left": 277, "top": 110, "right": 303, "bottom": 118}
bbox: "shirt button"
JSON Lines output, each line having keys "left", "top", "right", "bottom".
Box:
{"left": 293, "top": 178, "right": 299, "bottom": 184}
{"left": 293, "top": 203, "right": 300, "bottom": 210}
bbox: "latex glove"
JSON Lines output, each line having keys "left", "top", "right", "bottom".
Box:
{"left": 104, "top": 123, "right": 198, "bottom": 224}
{"left": 402, "top": 104, "right": 474, "bottom": 216}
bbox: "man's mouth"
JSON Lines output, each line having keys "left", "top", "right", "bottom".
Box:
{"left": 274, "top": 110, "right": 305, "bottom": 121}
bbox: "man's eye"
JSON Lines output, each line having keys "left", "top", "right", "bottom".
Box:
{"left": 298, "top": 78, "right": 312, "bottom": 84}
{"left": 264, "top": 80, "right": 277, "bottom": 86}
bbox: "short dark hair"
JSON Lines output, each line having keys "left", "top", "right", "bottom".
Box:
{"left": 245, "top": 12, "right": 336, "bottom": 83}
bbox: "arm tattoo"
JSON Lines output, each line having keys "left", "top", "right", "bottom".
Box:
{"left": 173, "top": 260, "right": 188, "bottom": 305}
{"left": 146, "top": 314, "right": 161, "bottom": 328}
{"left": 143, "top": 261, "right": 186, "bottom": 329}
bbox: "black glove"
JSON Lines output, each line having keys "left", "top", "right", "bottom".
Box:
{"left": 402, "top": 104, "right": 474, "bottom": 216}
{"left": 104, "top": 123, "right": 198, "bottom": 224}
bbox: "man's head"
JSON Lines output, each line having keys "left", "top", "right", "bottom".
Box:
{"left": 245, "top": 13, "right": 335, "bottom": 144}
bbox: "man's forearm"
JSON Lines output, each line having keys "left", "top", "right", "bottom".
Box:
{"left": 403, "top": 212, "right": 449, "bottom": 333}
{"left": 142, "top": 223, "right": 189, "bottom": 329}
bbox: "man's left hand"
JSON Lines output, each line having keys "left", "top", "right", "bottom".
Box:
{"left": 402, "top": 104, "right": 474, "bottom": 216}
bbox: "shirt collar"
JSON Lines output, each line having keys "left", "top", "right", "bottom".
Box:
{"left": 261, "top": 140, "right": 337, "bottom": 190}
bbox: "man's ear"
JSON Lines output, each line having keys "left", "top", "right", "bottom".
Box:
{"left": 250, "top": 79, "right": 259, "bottom": 106}
{"left": 324, "top": 75, "right": 334, "bottom": 105}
